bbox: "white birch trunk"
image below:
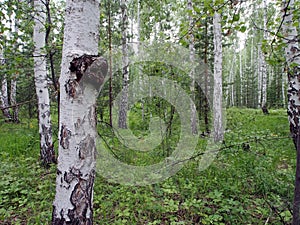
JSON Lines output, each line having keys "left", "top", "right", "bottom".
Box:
{"left": 118, "top": 0, "right": 129, "bottom": 129}
{"left": 282, "top": 68, "right": 287, "bottom": 108}
{"left": 282, "top": 1, "right": 300, "bottom": 223}
{"left": 188, "top": 0, "right": 197, "bottom": 134}
{"left": 11, "top": 14, "right": 19, "bottom": 123}
{"left": 227, "top": 46, "right": 236, "bottom": 107}
{"left": 260, "top": 0, "right": 268, "bottom": 108}
{"left": 250, "top": 36, "right": 255, "bottom": 107}
{"left": 257, "top": 46, "right": 262, "bottom": 107}
{"left": 137, "top": 0, "right": 145, "bottom": 120}
{"left": 282, "top": 0, "right": 300, "bottom": 146}
{"left": 213, "top": 12, "right": 223, "bottom": 142}
{"left": 33, "top": 0, "right": 55, "bottom": 166}
{"left": 10, "top": 77, "right": 18, "bottom": 123}
{"left": 0, "top": 70, "right": 12, "bottom": 121}
{"left": 0, "top": 51, "right": 9, "bottom": 119}
{"left": 52, "top": 0, "right": 107, "bottom": 223}
{"left": 239, "top": 50, "right": 243, "bottom": 106}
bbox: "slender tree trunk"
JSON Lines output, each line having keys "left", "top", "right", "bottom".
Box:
{"left": 11, "top": 10, "right": 19, "bottom": 123}
{"left": 239, "top": 50, "right": 243, "bottom": 106}
{"left": 204, "top": 19, "right": 210, "bottom": 134}
{"left": 108, "top": 1, "right": 113, "bottom": 127}
{"left": 282, "top": 0, "right": 300, "bottom": 224}
{"left": 257, "top": 46, "right": 262, "bottom": 108}
{"left": 118, "top": 0, "right": 129, "bottom": 129}
{"left": 137, "top": 0, "right": 145, "bottom": 120}
{"left": 10, "top": 77, "right": 19, "bottom": 123}
{"left": 0, "top": 57, "right": 12, "bottom": 120}
{"left": 213, "top": 11, "right": 223, "bottom": 142}
{"left": 260, "top": 0, "right": 268, "bottom": 108}
{"left": 33, "top": 0, "right": 55, "bottom": 166}
{"left": 228, "top": 47, "right": 236, "bottom": 107}
{"left": 282, "top": 68, "right": 287, "bottom": 108}
{"left": 52, "top": 0, "right": 107, "bottom": 223}
{"left": 188, "top": 0, "right": 197, "bottom": 134}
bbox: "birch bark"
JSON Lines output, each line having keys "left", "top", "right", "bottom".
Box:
{"left": 0, "top": 49, "right": 11, "bottom": 120}
{"left": 282, "top": 0, "right": 300, "bottom": 223}
{"left": 52, "top": 0, "right": 107, "bottom": 223}
{"left": 260, "top": 0, "right": 268, "bottom": 108}
{"left": 118, "top": 0, "right": 129, "bottom": 129}
{"left": 213, "top": 11, "right": 223, "bottom": 142}
{"left": 11, "top": 11, "right": 19, "bottom": 123}
{"left": 188, "top": 0, "right": 197, "bottom": 135}
{"left": 33, "top": 0, "right": 55, "bottom": 166}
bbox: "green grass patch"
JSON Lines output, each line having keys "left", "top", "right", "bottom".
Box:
{"left": 0, "top": 108, "right": 296, "bottom": 224}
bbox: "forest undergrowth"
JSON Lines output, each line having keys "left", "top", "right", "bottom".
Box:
{"left": 0, "top": 108, "right": 295, "bottom": 224}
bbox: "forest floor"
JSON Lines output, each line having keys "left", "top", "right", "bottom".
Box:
{"left": 0, "top": 108, "right": 295, "bottom": 224}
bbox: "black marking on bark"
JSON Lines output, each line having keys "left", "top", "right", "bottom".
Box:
{"left": 67, "top": 172, "right": 95, "bottom": 225}
{"left": 78, "top": 135, "right": 95, "bottom": 160}
{"left": 40, "top": 124, "right": 56, "bottom": 166}
{"left": 69, "top": 54, "right": 98, "bottom": 83}
{"left": 60, "top": 125, "right": 71, "bottom": 149}
{"left": 84, "top": 57, "right": 108, "bottom": 91}
{"left": 65, "top": 79, "right": 78, "bottom": 98}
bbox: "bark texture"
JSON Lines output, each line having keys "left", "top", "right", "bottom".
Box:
{"left": 33, "top": 0, "right": 55, "bottom": 166}
{"left": 213, "top": 12, "right": 223, "bottom": 142}
{"left": 52, "top": 0, "right": 107, "bottom": 224}
{"left": 0, "top": 72, "right": 12, "bottom": 121}
{"left": 118, "top": 0, "right": 129, "bottom": 129}
{"left": 282, "top": 0, "right": 300, "bottom": 224}
{"left": 260, "top": 0, "right": 268, "bottom": 108}
{"left": 188, "top": 0, "right": 198, "bottom": 135}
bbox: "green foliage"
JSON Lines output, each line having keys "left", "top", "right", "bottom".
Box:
{"left": 0, "top": 108, "right": 295, "bottom": 224}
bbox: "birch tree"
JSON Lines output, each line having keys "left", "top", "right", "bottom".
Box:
{"left": 118, "top": 0, "right": 129, "bottom": 129}
{"left": 282, "top": 0, "right": 300, "bottom": 223}
{"left": 10, "top": 6, "right": 20, "bottom": 123}
{"left": 33, "top": 0, "right": 55, "bottom": 166}
{"left": 260, "top": 0, "right": 268, "bottom": 108}
{"left": 188, "top": 0, "right": 197, "bottom": 135}
{"left": 0, "top": 49, "right": 12, "bottom": 120}
{"left": 213, "top": 10, "right": 223, "bottom": 142}
{"left": 52, "top": 0, "right": 107, "bottom": 223}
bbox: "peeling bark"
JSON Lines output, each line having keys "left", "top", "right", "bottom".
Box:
{"left": 52, "top": 1, "right": 107, "bottom": 223}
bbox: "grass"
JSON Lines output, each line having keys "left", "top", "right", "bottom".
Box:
{"left": 0, "top": 108, "right": 296, "bottom": 224}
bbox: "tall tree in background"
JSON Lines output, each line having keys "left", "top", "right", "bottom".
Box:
{"left": 0, "top": 49, "right": 12, "bottom": 120}
{"left": 260, "top": 0, "right": 268, "bottom": 108}
{"left": 118, "top": 0, "right": 129, "bottom": 129}
{"left": 52, "top": 0, "right": 107, "bottom": 223}
{"left": 187, "top": 0, "right": 197, "bottom": 135}
{"left": 282, "top": 0, "right": 300, "bottom": 223}
{"left": 10, "top": 1, "right": 21, "bottom": 123}
{"left": 213, "top": 9, "right": 223, "bottom": 142}
{"left": 33, "top": 0, "right": 55, "bottom": 166}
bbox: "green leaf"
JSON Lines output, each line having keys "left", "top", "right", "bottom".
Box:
{"left": 233, "top": 14, "right": 240, "bottom": 22}
{"left": 239, "top": 26, "right": 247, "bottom": 33}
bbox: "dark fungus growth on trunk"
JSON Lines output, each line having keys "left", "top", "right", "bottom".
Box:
{"left": 69, "top": 54, "right": 99, "bottom": 83}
